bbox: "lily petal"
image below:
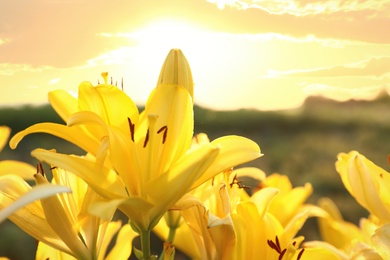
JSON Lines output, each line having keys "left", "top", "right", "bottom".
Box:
{"left": 0, "top": 181, "right": 70, "bottom": 223}
{"left": 31, "top": 149, "right": 127, "bottom": 199}
{"left": 0, "top": 126, "right": 11, "bottom": 152}
{"left": 157, "top": 49, "right": 194, "bottom": 100}
{"left": 89, "top": 198, "right": 154, "bottom": 232}
{"left": 0, "top": 174, "right": 71, "bottom": 254}
{"left": 105, "top": 223, "right": 137, "bottom": 260}
{"left": 372, "top": 223, "right": 390, "bottom": 259}
{"left": 48, "top": 89, "right": 78, "bottom": 122}
{"left": 34, "top": 173, "right": 91, "bottom": 260}
{"left": 0, "top": 160, "right": 36, "bottom": 180}
{"left": 192, "top": 135, "right": 262, "bottom": 188}
{"left": 140, "top": 84, "right": 193, "bottom": 175}
{"left": 250, "top": 187, "right": 279, "bottom": 218}
{"left": 146, "top": 144, "right": 220, "bottom": 210}
{"left": 336, "top": 151, "right": 390, "bottom": 222}
{"left": 10, "top": 123, "right": 100, "bottom": 154}
{"left": 78, "top": 81, "right": 139, "bottom": 132}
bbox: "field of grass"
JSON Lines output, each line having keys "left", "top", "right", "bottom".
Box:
{"left": 1, "top": 95, "right": 390, "bottom": 258}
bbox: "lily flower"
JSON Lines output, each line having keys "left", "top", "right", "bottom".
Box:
{"left": 308, "top": 150, "right": 390, "bottom": 258}
{"left": 154, "top": 135, "right": 327, "bottom": 260}
{"left": 234, "top": 175, "right": 325, "bottom": 260}
{"left": 1, "top": 163, "right": 137, "bottom": 260}
{"left": 336, "top": 151, "right": 390, "bottom": 223}
{"left": 305, "top": 197, "right": 382, "bottom": 259}
{"left": 10, "top": 49, "right": 261, "bottom": 258}
{"left": 0, "top": 126, "right": 70, "bottom": 223}
{"left": 257, "top": 173, "right": 316, "bottom": 227}
{"left": 0, "top": 126, "right": 37, "bottom": 180}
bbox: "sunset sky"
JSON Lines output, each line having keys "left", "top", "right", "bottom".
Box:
{"left": 1, "top": 0, "right": 389, "bottom": 110}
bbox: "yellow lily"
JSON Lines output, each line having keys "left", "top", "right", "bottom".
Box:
{"left": 336, "top": 151, "right": 390, "bottom": 223}
{"left": 258, "top": 173, "right": 315, "bottom": 227}
{"left": 35, "top": 220, "right": 135, "bottom": 260}
{"left": 306, "top": 197, "right": 382, "bottom": 259}
{"left": 0, "top": 126, "right": 70, "bottom": 223}
{"left": 224, "top": 167, "right": 329, "bottom": 259}
{"left": 155, "top": 157, "right": 328, "bottom": 259}
{"left": 157, "top": 48, "right": 194, "bottom": 100}
{"left": 152, "top": 134, "right": 262, "bottom": 259}
{"left": 1, "top": 164, "right": 137, "bottom": 260}
{"left": 10, "top": 49, "right": 261, "bottom": 259}
{"left": 0, "top": 126, "right": 37, "bottom": 180}
{"left": 310, "top": 150, "right": 390, "bottom": 258}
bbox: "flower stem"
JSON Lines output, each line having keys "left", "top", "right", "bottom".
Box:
{"left": 158, "top": 227, "right": 177, "bottom": 260}
{"left": 140, "top": 230, "right": 152, "bottom": 260}
{"left": 167, "top": 227, "right": 176, "bottom": 243}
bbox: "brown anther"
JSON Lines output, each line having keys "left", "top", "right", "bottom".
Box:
{"left": 121, "top": 78, "right": 124, "bottom": 91}
{"left": 127, "top": 117, "right": 135, "bottom": 142}
{"left": 143, "top": 129, "right": 150, "bottom": 148}
{"left": 110, "top": 77, "right": 113, "bottom": 85}
{"left": 267, "top": 239, "right": 279, "bottom": 252}
{"left": 267, "top": 236, "right": 282, "bottom": 253}
{"left": 36, "top": 163, "right": 45, "bottom": 177}
{"left": 268, "top": 236, "right": 305, "bottom": 260}
{"left": 230, "top": 174, "right": 251, "bottom": 190}
{"left": 279, "top": 248, "right": 286, "bottom": 260}
{"left": 157, "top": 126, "right": 168, "bottom": 144}
{"left": 297, "top": 248, "right": 305, "bottom": 260}
{"left": 50, "top": 166, "right": 57, "bottom": 170}
{"left": 275, "top": 236, "right": 281, "bottom": 251}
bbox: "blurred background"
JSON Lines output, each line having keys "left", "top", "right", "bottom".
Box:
{"left": 2, "top": 94, "right": 389, "bottom": 259}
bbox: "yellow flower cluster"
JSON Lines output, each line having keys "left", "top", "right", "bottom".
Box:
{"left": 0, "top": 49, "right": 389, "bottom": 259}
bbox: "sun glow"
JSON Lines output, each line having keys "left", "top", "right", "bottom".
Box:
{"left": 131, "top": 19, "right": 208, "bottom": 49}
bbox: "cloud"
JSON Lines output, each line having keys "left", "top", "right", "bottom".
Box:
{"left": 204, "top": 0, "right": 390, "bottom": 43}
{"left": 265, "top": 57, "right": 390, "bottom": 78}
{"left": 0, "top": 63, "right": 52, "bottom": 76}
{"left": 207, "top": 0, "right": 390, "bottom": 17}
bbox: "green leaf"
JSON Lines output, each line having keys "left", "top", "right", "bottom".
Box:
{"left": 133, "top": 246, "right": 143, "bottom": 260}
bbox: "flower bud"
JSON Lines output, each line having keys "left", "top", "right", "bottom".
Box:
{"left": 157, "top": 49, "right": 194, "bottom": 101}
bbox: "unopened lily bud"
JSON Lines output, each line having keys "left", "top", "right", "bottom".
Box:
{"left": 157, "top": 49, "right": 194, "bottom": 101}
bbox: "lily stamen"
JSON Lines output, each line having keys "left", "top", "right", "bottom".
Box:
{"left": 127, "top": 117, "right": 135, "bottom": 142}
{"left": 229, "top": 174, "right": 251, "bottom": 190}
{"left": 157, "top": 126, "right": 168, "bottom": 144}
{"left": 267, "top": 236, "right": 282, "bottom": 253}
{"left": 267, "top": 236, "right": 305, "bottom": 260}
{"left": 143, "top": 126, "right": 168, "bottom": 148}
{"left": 143, "top": 129, "right": 150, "bottom": 148}
{"left": 297, "top": 249, "right": 305, "bottom": 260}
{"left": 36, "top": 163, "right": 45, "bottom": 177}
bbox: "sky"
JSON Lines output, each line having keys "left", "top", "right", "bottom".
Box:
{"left": 1, "top": 0, "right": 390, "bottom": 111}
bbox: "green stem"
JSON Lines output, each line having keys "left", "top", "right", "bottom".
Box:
{"left": 167, "top": 227, "right": 176, "bottom": 243}
{"left": 140, "top": 230, "right": 151, "bottom": 260}
{"left": 158, "top": 227, "right": 177, "bottom": 260}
